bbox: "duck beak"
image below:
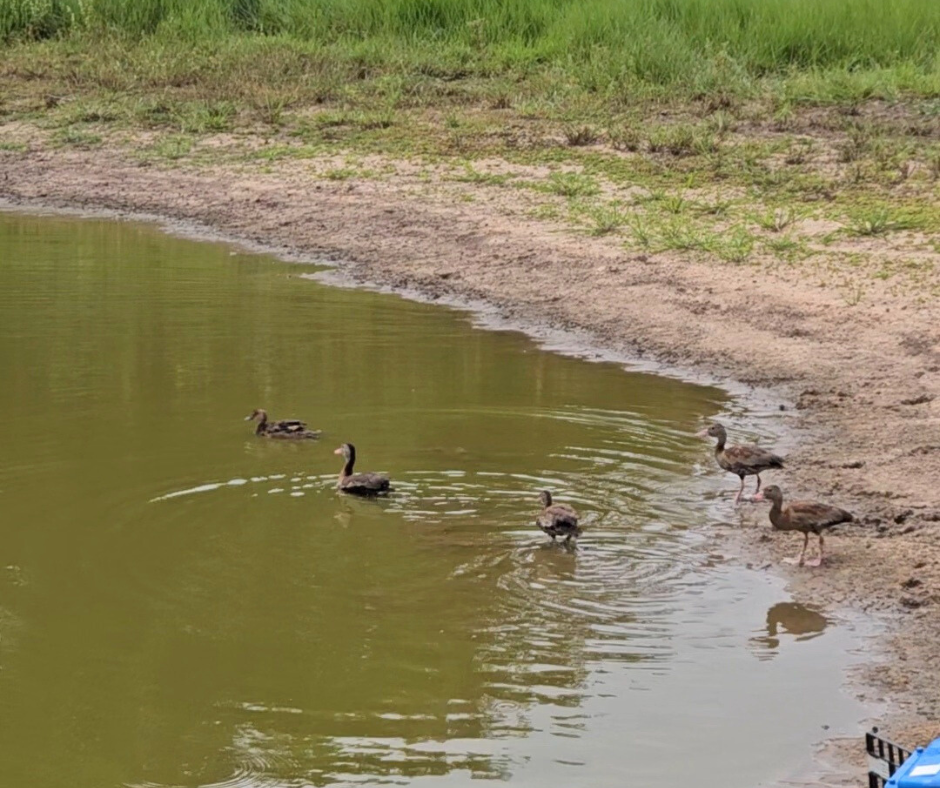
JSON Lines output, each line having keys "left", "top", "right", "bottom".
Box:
{"left": 751, "top": 492, "right": 765, "bottom": 502}
{"left": 333, "top": 447, "right": 344, "bottom": 455}
{"left": 695, "top": 428, "right": 709, "bottom": 438}
{"left": 244, "top": 415, "right": 253, "bottom": 421}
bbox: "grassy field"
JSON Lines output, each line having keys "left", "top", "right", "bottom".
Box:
{"left": 1, "top": 0, "right": 939, "bottom": 299}
{"left": 2, "top": 0, "right": 940, "bottom": 105}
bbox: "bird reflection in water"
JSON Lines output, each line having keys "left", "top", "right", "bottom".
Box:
{"left": 749, "top": 602, "right": 829, "bottom": 659}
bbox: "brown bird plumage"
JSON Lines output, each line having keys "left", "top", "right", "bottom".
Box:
{"left": 245, "top": 408, "right": 320, "bottom": 440}
{"left": 697, "top": 422, "right": 783, "bottom": 504}
{"left": 752, "top": 485, "right": 853, "bottom": 567}
{"left": 334, "top": 443, "right": 391, "bottom": 495}
{"left": 536, "top": 490, "right": 581, "bottom": 546}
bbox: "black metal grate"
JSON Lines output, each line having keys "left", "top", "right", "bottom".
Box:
{"left": 867, "top": 728, "right": 913, "bottom": 788}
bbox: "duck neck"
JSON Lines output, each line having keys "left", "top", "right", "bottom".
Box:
{"left": 341, "top": 448, "right": 356, "bottom": 478}
{"left": 768, "top": 499, "right": 785, "bottom": 528}
{"left": 714, "top": 434, "right": 726, "bottom": 452}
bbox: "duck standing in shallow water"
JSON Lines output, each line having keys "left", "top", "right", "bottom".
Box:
{"left": 334, "top": 443, "right": 391, "bottom": 495}
{"left": 245, "top": 409, "right": 320, "bottom": 440}
{"left": 752, "top": 485, "right": 853, "bottom": 567}
{"left": 536, "top": 490, "right": 581, "bottom": 546}
{"left": 697, "top": 422, "right": 783, "bottom": 504}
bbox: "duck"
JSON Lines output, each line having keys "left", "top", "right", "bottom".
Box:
{"left": 752, "top": 485, "right": 853, "bottom": 567}
{"left": 334, "top": 443, "right": 391, "bottom": 495}
{"left": 536, "top": 490, "right": 581, "bottom": 546}
{"left": 697, "top": 422, "right": 783, "bottom": 504}
{"left": 245, "top": 409, "right": 320, "bottom": 440}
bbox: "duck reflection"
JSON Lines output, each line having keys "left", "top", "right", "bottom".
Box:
{"left": 749, "top": 601, "right": 829, "bottom": 658}
{"left": 474, "top": 544, "right": 591, "bottom": 707}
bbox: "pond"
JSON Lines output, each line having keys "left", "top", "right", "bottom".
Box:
{"left": 0, "top": 211, "right": 864, "bottom": 788}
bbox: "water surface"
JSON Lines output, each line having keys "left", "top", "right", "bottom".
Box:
{"left": 0, "top": 212, "right": 863, "bottom": 788}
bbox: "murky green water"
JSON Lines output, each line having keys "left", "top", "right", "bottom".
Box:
{"left": 0, "top": 212, "right": 863, "bottom": 788}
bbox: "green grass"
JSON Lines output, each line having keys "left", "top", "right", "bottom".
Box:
{"left": 52, "top": 126, "right": 102, "bottom": 148}
{"left": 754, "top": 208, "right": 801, "bottom": 233}
{"left": 540, "top": 171, "right": 599, "bottom": 198}
{"left": 564, "top": 125, "right": 599, "bottom": 147}
{"left": 763, "top": 235, "right": 807, "bottom": 260}
{"left": 608, "top": 123, "right": 642, "bottom": 152}
{"left": 141, "top": 134, "right": 194, "bottom": 160}
{"left": 452, "top": 165, "right": 513, "bottom": 186}
{"left": 927, "top": 147, "right": 940, "bottom": 180}
{"left": 623, "top": 213, "right": 757, "bottom": 263}
{"left": 576, "top": 202, "right": 629, "bottom": 236}
{"left": 2, "top": 0, "right": 939, "bottom": 108}
{"left": 846, "top": 204, "right": 936, "bottom": 236}
{"left": 647, "top": 124, "right": 717, "bottom": 157}
{"left": 2, "top": 1, "right": 938, "bottom": 285}
{"left": 660, "top": 193, "right": 688, "bottom": 215}
{"left": 322, "top": 166, "right": 373, "bottom": 180}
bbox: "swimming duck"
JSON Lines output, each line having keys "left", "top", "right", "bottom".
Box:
{"left": 752, "top": 485, "right": 853, "bottom": 567}
{"left": 245, "top": 409, "right": 320, "bottom": 440}
{"left": 334, "top": 443, "right": 390, "bottom": 495}
{"left": 536, "top": 490, "right": 581, "bottom": 546}
{"left": 697, "top": 422, "right": 783, "bottom": 504}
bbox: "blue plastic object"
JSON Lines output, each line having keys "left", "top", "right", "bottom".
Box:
{"left": 888, "top": 739, "right": 940, "bottom": 787}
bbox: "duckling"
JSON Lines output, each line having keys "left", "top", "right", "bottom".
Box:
{"left": 536, "top": 490, "right": 581, "bottom": 546}
{"left": 697, "top": 422, "right": 783, "bottom": 504}
{"left": 334, "top": 443, "right": 390, "bottom": 495}
{"left": 245, "top": 409, "right": 320, "bottom": 440}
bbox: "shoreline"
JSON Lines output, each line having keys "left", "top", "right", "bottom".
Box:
{"left": 2, "top": 135, "right": 939, "bottom": 780}
{"left": 0, "top": 192, "right": 790, "bottom": 404}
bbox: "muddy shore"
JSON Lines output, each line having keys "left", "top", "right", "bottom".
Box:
{"left": 2, "top": 138, "right": 939, "bottom": 779}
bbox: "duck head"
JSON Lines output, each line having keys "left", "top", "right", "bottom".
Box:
{"left": 695, "top": 422, "right": 727, "bottom": 443}
{"left": 333, "top": 443, "right": 355, "bottom": 460}
{"left": 752, "top": 484, "right": 783, "bottom": 504}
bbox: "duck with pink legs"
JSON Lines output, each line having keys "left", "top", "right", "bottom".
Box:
{"left": 752, "top": 485, "right": 854, "bottom": 567}
{"left": 697, "top": 422, "right": 784, "bottom": 504}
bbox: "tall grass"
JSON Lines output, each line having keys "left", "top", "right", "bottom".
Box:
{"left": 2, "top": 0, "right": 939, "bottom": 99}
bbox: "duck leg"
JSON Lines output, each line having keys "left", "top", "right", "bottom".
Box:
{"left": 783, "top": 532, "right": 809, "bottom": 566}
{"left": 754, "top": 474, "right": 762, "bottom": 493}
{"left": 734, "top": 475, "right": 746, "bottom": 505}
{"left": 804, "top": 534, "right": 825, "bottom": 568}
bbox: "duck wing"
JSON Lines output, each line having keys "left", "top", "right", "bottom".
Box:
{"left": 270, "top": 419, "right": 308, "bottom": 433}
{"left": 267, "top": 428, "right": 320, "bottom": 439}
{"left": 787, "top": 501, "right": 853, "bottom": 531}
{"left": 264, "top": 419, "right": 319, "bottom": 439}
{"left": 723, "top": 444, "right": 784, "bottom": 472}
{"left": 341, "top": 473, "right": 391, "bottom": 494}
{"left": 542, "top": 505, "right": 579, "bottom": 528}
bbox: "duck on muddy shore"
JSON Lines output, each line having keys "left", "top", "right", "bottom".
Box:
{"left": 697, "top": 422, "right": 784, "bottom": 504}
{"left": 752, "top": 484, "right": 854, "bottom": 567}
{"left": 245, "top": 408, "right": 320, "bottom": 439}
